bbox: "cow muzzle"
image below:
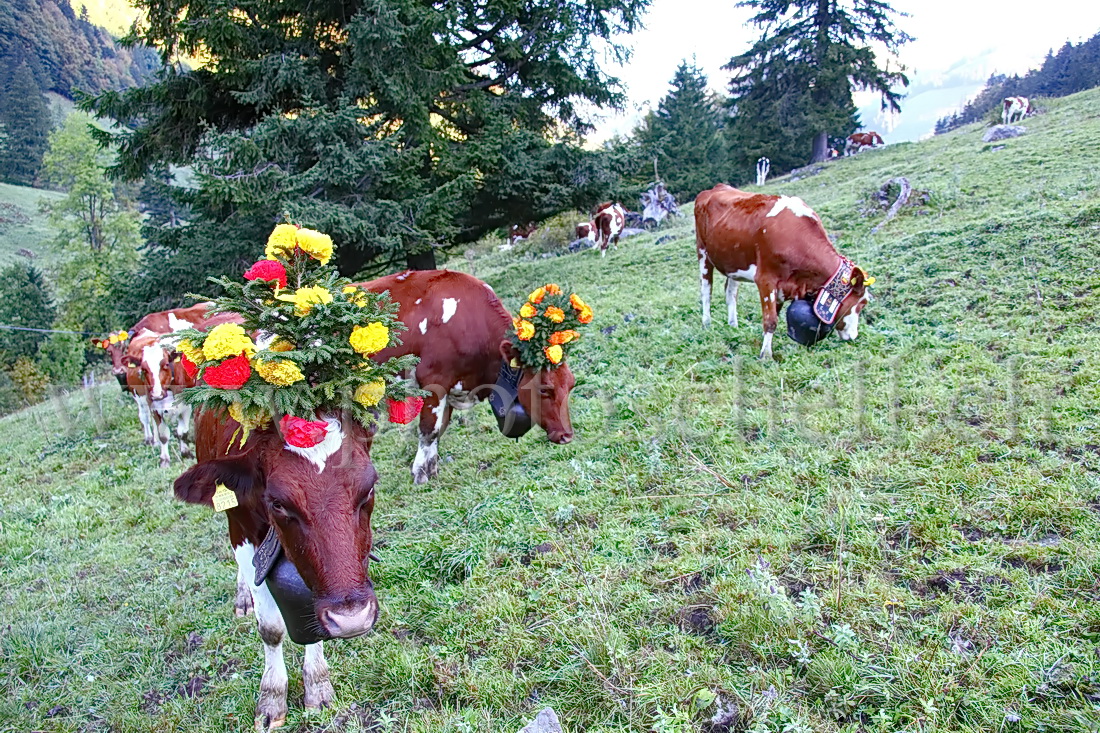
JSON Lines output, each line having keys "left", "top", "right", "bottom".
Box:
{"left": 317, "top": 595, "right": 378, "bottom": 639}
{"left": 547, "top": 429, "right": 573, "bottom": 445}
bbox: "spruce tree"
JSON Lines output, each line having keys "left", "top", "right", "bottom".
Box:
{"left": 0, "top": 61, "right": 51, "bottom": 185}
{"left": 633, "top": 60, "right": 726, "bottom": 201}
{"left": 0, "top": 263, "right": 55, "bottom": 368}
{"left": 726, "top": 0, "right": 912, "bottom": 165}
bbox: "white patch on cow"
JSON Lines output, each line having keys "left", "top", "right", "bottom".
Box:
{"left": 255, "top": 330, "right": 277, "bottom": 350}
{"left": 143, "top": 344, "right": 167, "bottom": 400}
{"left": 837, "top": 295, "right": 868, "bottom": 341}
{"left": 728, "top": 264, "right": 758, "bottom": 283}
{"left": 699, "top": 255, "right": 712, "bottom": 327}
{"left": 448, "top": 381, "right": 476, "bottom": 410}
{"left": 483, "top": 283, "right": 495, "bottom": 293}
{"left": 766, "top": 196, "right": 817, "bottom": 219}
{"left": 236, "top": 542, "right": 289, "bottom": 727}
{"left": 725, "top": 276, "right": 739, "bottom": 327}
{"left": 283, "top": 416, "right": 345, "bottom": 473}
{"left": 133, "top": 392, "right": 154, "bottom": 444}
{"left": 441, "top": 298, "right": 460, "bottom": 324}
{"left": 760, "top": 331, "right": 774, "bottom": 360}
{"left": 414, "top": 298, "right": 422, "bottom": 305}
{"left": 137, "top": 328, "right": 158, "bottom": 339}
{"left": 167, "top": 314, "right": 195, "bottom": 332}
{"left": 396, "top": 271, "right": 409, "bottom": 281}
{"left": 419, "top": 318, "right": 428, "bottom": 334}
{"left": 411, "top": 399, "right": 448, "bottom": 484}
{"left": 303, "top": 642, "right": 333, "bottom": 709}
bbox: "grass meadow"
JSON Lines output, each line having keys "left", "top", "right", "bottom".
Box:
{"left": 3, "top": 88, "right": 1100, "bottom": 732}
{"left": 0, "top": 182, "right": 63, "bottom": 268}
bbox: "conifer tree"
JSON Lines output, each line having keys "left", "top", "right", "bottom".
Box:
{"left": 0, "top": 61, "right": 51, "bottom": 185}
{"left": 0, "top": 263, "right": 55, "bottom": 368}
{"left": 726, "top": 0, "right": 912, "bottom": 165}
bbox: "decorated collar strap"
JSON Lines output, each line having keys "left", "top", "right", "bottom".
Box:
{"left": 510, "top": 284, "right": 593, "bottom": 370}
{"left": 812, "top": 259, "right": 875, "bottom": 325}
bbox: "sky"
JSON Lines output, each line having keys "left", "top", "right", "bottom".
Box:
{"left": 588, "top": 0, "right": 1100, "bottom": 143}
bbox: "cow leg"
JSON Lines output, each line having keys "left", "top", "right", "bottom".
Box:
{"left": 174, "top": 403, "right": 193, "bottom": 459}
{"left": 412, "top": 393, "right": 451, "bottom": 484}
{"left": 757, "top": 282, "right": 779, "bottom": 360}
{"left": 725, "top": 276, "right": 739, "bottom": 327}
{"left": 234, "top": 563, "right": 254, "bottom": 617}
{"left": 235, "top": 543, "right": 288, "bottom": 731}
{"left": 699, "top": 254, "right": 714, "bottom": 327}
{"left": 303, "top": 642, "right": 334, "bottom": 710}
{"left": 133, "top": 393, "right": 155, "bottom": 445}
{"left": 151, "top": 407, "right": 171, "bottom": 467}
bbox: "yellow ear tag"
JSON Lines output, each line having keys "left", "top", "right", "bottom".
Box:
{"left": 865, "top": 276, "right": 876, "bottom": 286}
{"left": 212, "top": 482, "right": 238, "bottom": 512}
{"left": 510, "top": 358, "right": 520, "bottom": 368}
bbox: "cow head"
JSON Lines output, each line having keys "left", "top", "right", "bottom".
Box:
{"left": 834, "top": 267, "right": 873, "bottom": 341}
{"left": 174, "top": 416, "right": 379, "bottom": 639}
{"left": 125, "top": 337, "right": 177, "bottom": 402}
{"left": 500, "top": 341, "right": 575, "bottom": 444}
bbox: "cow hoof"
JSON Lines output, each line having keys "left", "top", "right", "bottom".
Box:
{"left": 304, "top": 676, "right": 334, "bottom": 710}
{"left": 234, "top": 598, "right": 254, "bottom": 617}
{"left": 144, "top": 437, "right": 156, "bottom": 446}
{"left": 180, "top": 446, "right": 194, "bottom": 459}
{"left": 159, "top": 457, "right": 171, "bottom": 468}
{"left": 255, "top": 696, "right": 288, "bottom": 732}
{"left": 254, "top": 714, "right": 286, "bottom": 732}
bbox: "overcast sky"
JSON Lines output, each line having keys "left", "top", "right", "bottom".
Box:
{"left": 588, "top": 0, "right": 1100, "bottom": 142}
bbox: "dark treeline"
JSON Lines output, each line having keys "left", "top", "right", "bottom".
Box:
{"left": 936, "top": 31, "right": 1100, "bottom": 133}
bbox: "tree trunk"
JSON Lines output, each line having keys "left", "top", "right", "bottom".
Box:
{"left": 810, "top": 130, "right": 829, "bottom": 163}
{"left": 406, "top": 249, "right": 437, "bottom": 270}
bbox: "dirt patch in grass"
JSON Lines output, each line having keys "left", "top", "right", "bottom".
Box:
{"left": 914, "top": 569, "right": 1012, "bottom": 601}
{"left": 674, "top": 603, "right": 717, "bottom": 637}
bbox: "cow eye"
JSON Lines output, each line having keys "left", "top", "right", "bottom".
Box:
{"left": 269, "top": 498, "right": 297, "bottom": 519}
{"left": 539, "top": 387, "right": 554, "bottom": 398}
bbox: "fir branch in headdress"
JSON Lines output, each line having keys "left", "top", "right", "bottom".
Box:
{"left": 509, "top": 284, "right": 593, "bottom": 369}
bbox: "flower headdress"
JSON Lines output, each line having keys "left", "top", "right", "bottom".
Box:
{"left": 509, "top": 284, "right": 593, "bottom": 369}
{"left": 174, "top": 223, "right": 420, "bottom": 446}
{"left": 94, "top": 330, "right": 130, "bottom": 349}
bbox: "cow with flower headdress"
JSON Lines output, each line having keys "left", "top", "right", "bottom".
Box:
{"left": 358, "top": 270, "right": 592, "bottom": 484}
{"left": 171, "top": 223, "right": 420, "bottom": 729}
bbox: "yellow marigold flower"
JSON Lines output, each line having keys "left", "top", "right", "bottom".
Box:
{"left": 528, "top": 287, "right": 546, "bottom": 304}
{"left": 228, "top": 402, "right": 271, "bottom": 446}
{"left": 279, "top": 285, "right": 334, "bottom": 316}
{"left": 515, "top": 319, "right": 535, "bottom": 341}
{"left": 343, "top": 285, "right": 367, "bottom": 306}
{"left": 265, "top": 223, "right": 299, "bottom": 259}
{"left": 117, "top": 330, "right": 129, "bottom": 341}
{"left": 519, "top": 302, "right": 537, "bottom": 318}
{"left": 353, "top": 379, "right": 386, "bottom": 407}
{"left": 203, "top": 323, "right": 256, "bottom": 360}
{"left": 177, "top": 338, "right": 205, "bottom": 364}
{"left": 296, "top": 227, "right": 334, "bottom": 265}
{"left": 544, "top": 344, "right": 563, "bottom": 364}
{"left": 577, "top": 305, "right": 594, "bottom": 324}
{"left": 270, "top": 339, "right": 295, "bottom": 353}
{"left": 350, "top": 322, "right": 389, "bottom": 355}
{"left": 549, "top": 329, "right": 579, "bottom": 346}
{"left": 569, "top": 293, "right": 588, "bottom": 311}
{"left": 544, "top": 306, "right": 565, "bottom": 323}
{"left": 544, "top": 283, "right": 562, "bottom": 296}
{"left": 254, "top": 358, "right": 305, "bottom": 386}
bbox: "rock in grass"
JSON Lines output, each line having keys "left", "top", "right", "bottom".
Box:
{"left": 982, "top": 125, "right": 1025, "bottom": 142}
{"left": 518, "top": 707, "right": 564, "bottom": 733}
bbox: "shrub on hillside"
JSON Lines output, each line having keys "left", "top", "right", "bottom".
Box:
{"left": 9, "top": 357, "right": 49, "bottom": 403}
{"left": 37, "top": 331, "right": 86, "bottom": 387}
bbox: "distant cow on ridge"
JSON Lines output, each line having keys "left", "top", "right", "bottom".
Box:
{"left": 845, "top": 132, "right": 884, "bottom": 156}
{"left": 1002, "top": 96, "right": 1030, "bottom": 124}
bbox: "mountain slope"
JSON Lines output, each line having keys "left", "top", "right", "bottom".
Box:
{"left": 1, "top": 88, "right": 1099, "bottom": 732}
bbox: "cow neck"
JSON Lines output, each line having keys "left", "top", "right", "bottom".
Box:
{"left": 782, "top": 244, "right": 845, "bottom": 302}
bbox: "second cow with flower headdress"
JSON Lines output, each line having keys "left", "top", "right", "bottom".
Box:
{"left": 358, "top": 270, "right": 593, "bottom": 484}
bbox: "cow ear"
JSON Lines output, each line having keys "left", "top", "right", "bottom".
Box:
{"left": 499, "top": 339, "right": 520, "bottom": 364}
{"left": 174, "top": 457, "right": 258, "bottom": 507}
{"left": 850, "top": 267, "right": 867, "bottom": 290}
{"left": 123, "top": 355, "right": 141, "bottom": 368}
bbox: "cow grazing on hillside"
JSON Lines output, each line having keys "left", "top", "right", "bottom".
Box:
{"left": 359, "top": 270, "right": 577, "bottom": 484}
{"left": 845, "top": 132, "right": 884, "bottom": 156}
{"left": 589, "top": 202, "right": 626, "bottom": 257}
{"left": 1002, "top": 96, "right": 1030, "bottom": 124}
{"left": 756, "top": 157, "right": 771, "bottom": 186}
{"left": 175, "top": 409, "right": 381, "bottom": 729}
{"left": 508, "top": 221, "right": 537, "bottom": 247}
{"left": 695, "top": 184, "right": 872, "bottom": 360}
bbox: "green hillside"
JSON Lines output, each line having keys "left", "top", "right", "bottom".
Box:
{"left": 0, "top": 182, "right": 63, "bottom": 267}
{"left": 2, "top": 88, "right": 1100, "bottom": 732}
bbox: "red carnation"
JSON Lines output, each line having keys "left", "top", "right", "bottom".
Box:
{"left": 388, "top": 396, "right": 424, "bottom": 424}
{"left": 243, "top": 259, "right": 288, "bottom": 289}
{"left": 279, "top": 414, "right": 329, "bottom": 448}
{"left": 180, "top": 354, "right": 199, "bottom": 380}
{"left": 202, "top": 353, "right": 252, "bottom": 389}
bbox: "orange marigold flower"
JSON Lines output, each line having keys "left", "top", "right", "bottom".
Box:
{"left": 549, "top": 329, "right": 579, "bottom": 346}
{"left": 528, "top": 287, "right": 546, "bottom": 304}
{"left": 519, "top": 302, "right": 537, "bottom": 318}
{"left": 569, "top": 293, "right": 588, "bottom": 311}
{"left": 577, "top": 306, "right": 594, "bottom": 324}
{"left": 544, "top": 306, "right": 565, "bottom": 323}
{"left": 515, "top": 319, "right": 536, "bottom": 341}
{"left": 544, "top": 283, "right": 562, "bottom": 296}
{"left": 544, "top": 344, "right": 563, "bottom": 364}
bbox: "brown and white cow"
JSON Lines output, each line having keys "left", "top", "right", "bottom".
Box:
{"left": 845, "top": 131, "right": 884, "bottom": 156}
{"left": 1002, "top": 96, "right": 1030, "bottom": 124}
{"left": 359, "top": 270, "right": 577, "bottom": 484}
{"left": 175, "top": 409, "right": 380, "bottom": 729}
{"left": 508, "top": 221, "right": 538, "bottom": 247}
{"left": 695, "top": 184, "right": 872, "bottom": 359}
{"left": 580, "top": 202, "right": 626, "bottom": 257}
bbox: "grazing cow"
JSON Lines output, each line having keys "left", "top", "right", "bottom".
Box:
{"left": 174, "top": 408, "right": 380, "bottom": 729}
{"left": 508, "top": 221, "right": 537, "bottom": 247}
{"left": 575, "top": 221, "right": 596, "bottom": 242}
{"left": 845, "top": 132, "right": 884, "bottom": 156}
{"left": 1002, "top": 96, "right": 1030, "bottom": 124}
{"left": 695, "top": 184, "right": 872, "bottom": 359}
{"left": 359, "top": 270, "right": 577, "bottom": 484}
{"left": 589, "top": 202, "right": 626, "bottom": 257}
{"left": 756, "top": 157, "right": 771, "bottom": 186}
